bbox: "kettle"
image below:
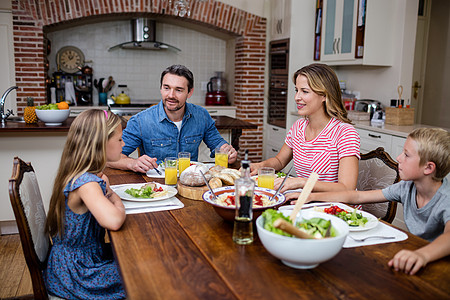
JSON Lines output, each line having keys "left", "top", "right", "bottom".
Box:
{"left": 111, "top": 91, "right": 130, "bottom": 104}
{"left": 205, "top": 71, "right": 228, "bottom": 106}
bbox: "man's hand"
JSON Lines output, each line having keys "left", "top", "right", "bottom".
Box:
{"left": 129, "top": 155, "right": 159, "bottom": 173}
{"left": 220, "top": 143, "right": 237, "bottom": 164}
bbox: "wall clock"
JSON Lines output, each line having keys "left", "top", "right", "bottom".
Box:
{"left": 56, "top": 46, "right": 85, "bottom": 73}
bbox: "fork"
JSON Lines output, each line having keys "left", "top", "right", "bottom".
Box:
{"left": 349, "top": 236, "right": 396, "bottom": 242}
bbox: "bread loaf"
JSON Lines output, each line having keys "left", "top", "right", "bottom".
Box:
{"left": 179, "top": 164, "right": 211, "bottom": 186}
{"left": 214, "top": 173, "right": 234, "bottom": 185}
{"left": 208, "top": 177, "right": 223, "bottom": 189}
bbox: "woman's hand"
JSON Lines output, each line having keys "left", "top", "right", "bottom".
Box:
{"left": 388, "top": 249, "right": 427, "bottom": 275}
{"left": 274, "top": 177, "right": 306, "bottom": 193}
{"left": 249, "top": 162, "right": 264, "bottom": 176}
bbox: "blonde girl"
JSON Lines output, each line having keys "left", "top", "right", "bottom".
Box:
{"left": 251, "top": 63, "right": 360, "bottom": 198}
{"left": 44, "top": 109, "right": 126, "bottom": 299}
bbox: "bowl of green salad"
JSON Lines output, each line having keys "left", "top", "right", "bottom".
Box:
{"left": 256, "top": 209, "right": 349, "bottom": 269}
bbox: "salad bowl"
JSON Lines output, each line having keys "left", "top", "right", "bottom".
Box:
{"left": 256, "top": 210, "right": 349, "bottom": 269}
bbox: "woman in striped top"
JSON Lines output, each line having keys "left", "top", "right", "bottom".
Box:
{"left": 251, "top": 63, "right": 360, "bottom": 201}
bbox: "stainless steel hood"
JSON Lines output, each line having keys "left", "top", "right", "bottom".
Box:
{"left": 108, "top": 19, "right": 181, "bottom": 52}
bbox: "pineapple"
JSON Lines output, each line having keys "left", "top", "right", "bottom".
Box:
{"left": 24, "top": 97, "right": 38, "bottom": 124}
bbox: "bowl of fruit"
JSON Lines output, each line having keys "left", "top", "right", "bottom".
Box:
{"left": 35, "top": 102, "right": 70, "bottom": 126}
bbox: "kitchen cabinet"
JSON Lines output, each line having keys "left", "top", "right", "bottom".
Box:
{"left": 320, "top": 0, "right": 358, "bottom": 61}
{"left": 263, "top": 124, "right": 294, "bottom": 175}
{"left": 270, "top": 0, "right": 291, "bottom": 41}
{"left": 317, "top": 0, "right": 395, "bottom": 66}
{"left": 356, "top": 127, "right": 406, "bottom": 161}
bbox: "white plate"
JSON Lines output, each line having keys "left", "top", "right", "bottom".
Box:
{"left": 111, "top": 183, "right": 177, "bottom": 202}
{"left": 279, "top": 202, "right": 379, "bottom": 232}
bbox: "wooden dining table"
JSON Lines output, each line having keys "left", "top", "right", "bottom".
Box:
{"left": 105, "top": 168, "right": 450, "bottom": 300}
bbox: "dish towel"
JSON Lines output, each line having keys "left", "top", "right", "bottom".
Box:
{"left": 343, "top": 222, "right": 408, "bottom": 248}
{"left": 122, "top": 197, "right": 184, "bottom": 215}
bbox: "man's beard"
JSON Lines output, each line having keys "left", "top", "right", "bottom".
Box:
{"left": 163, "top": 98, "right": 185, "bottom": 112}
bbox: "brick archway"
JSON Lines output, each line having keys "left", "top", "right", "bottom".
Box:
{"left": 12, "top": 0, "right": 265, "bottom": 161}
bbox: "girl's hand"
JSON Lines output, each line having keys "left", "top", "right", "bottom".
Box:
{"left": 388, "top": 249, "right": 427, "bottom": 275}
{"left": 249, "top": 162, "right": 263, "bottom": 176}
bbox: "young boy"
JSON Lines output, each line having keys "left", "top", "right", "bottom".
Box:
{"left": 307, "top": 127, "right": 450, "bottom": 275}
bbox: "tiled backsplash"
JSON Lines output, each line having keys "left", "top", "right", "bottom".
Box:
{"left": 47, "top": 21, "right": 227, "bottom": 105}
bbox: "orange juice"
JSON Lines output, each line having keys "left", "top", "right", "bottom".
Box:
{"left": 258, "top": 174, "right": 274, "bottom": 189}
{"left": 178, "top": 157, "right": 190, "bottom": 174}
{"left": 165, "top": 167, "right": 178, "bottom": 185}
{"left": 215, "top": 153, "right": 228, "bottom": 168}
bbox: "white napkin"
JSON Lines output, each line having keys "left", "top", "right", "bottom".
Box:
{"left": 123, "top": 197, "right": 184, "bottom": 215}
{"left": 343, "top": 222, "right": 408, "bottom": 248}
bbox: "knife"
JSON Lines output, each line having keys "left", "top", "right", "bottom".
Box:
{"left": 269, "top": 164, "right": 294, "bottom": 202}
{"left": 199, "top": 170, "right": 218, "bottom": 202}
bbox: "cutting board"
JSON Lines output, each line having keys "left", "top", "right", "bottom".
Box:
{"left": 177, "top": 182, "right": 209, "bottom": 201}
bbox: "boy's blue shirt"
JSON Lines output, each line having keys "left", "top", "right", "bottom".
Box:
{"left": 121, "top": 100, "right": 227, "bottom": 163}
{"left": 382, "top": 177, "right": 450, "bottom": 241}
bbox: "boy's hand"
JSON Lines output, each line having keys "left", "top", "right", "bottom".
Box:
{"left": 388, "top": 249, "right": 427, "bottom": 275}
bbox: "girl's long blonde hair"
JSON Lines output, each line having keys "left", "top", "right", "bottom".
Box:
{"left": 45, "top": 109, "right": 122, "bottom": 237}
{"left": 293, "top": 63, "right": 352, "bottom": 124}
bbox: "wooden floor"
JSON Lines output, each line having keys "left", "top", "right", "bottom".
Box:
{"left": 0, "top": 234, "right": 33, "bottom": 299}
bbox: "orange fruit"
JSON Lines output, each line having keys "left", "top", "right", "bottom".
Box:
{"left": 57, "top": 101, "right": 69, "bottom": 110}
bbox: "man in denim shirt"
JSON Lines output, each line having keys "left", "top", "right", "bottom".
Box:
{"left": 108, "top": 65, "right": 237, "bottom": 173}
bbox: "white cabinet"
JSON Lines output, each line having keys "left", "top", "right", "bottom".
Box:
{"left": 321, "top": 0, "right": 358, "bottom": 61}
{"left": 357, "top": 128, "right": 393, "bottom": 154}
{"left": 390, "top": 135, "right": 406, "bottom": 161}
{"left": 270, "top": 0, "right": 291, "bottom": 41}
{"left": 263, "top": 124, "right": 294, "bottom": 174}
{"left": 318, "top": 0, "right": 395, "bottom": 66}
{"left": 356, "top": 127, "right": 406, "bottom": 161}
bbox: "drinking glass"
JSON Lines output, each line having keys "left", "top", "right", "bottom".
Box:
{"left": 258, "top": 167, "right": 275, "bottom": 190}
{"left": 164, "top": 157, "right": 178, "bottom": 185}
{"left": 215, "top": 147, "right": 228, "bottom": 168}
{"left": 178, "top": 152, "right": 191, "bottom": 174}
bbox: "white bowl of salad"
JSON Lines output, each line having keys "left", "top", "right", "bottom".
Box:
{"left": 256, "top": 209, "right": 349, "bottom": 269}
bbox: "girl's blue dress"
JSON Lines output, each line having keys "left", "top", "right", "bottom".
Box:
{"left": 44, "top": 172, "right": 125, "bottom": 299}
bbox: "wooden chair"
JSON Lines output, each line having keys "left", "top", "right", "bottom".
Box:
{"left": 8, "top": 157, "right": 62, "bottom": 300}
{"left": 357, "top": 147, "right": 400, "bottom": 223}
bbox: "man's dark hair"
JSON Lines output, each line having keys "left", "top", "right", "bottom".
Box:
{"left": 160, "top": 65, "right": 194, "bottom": 92}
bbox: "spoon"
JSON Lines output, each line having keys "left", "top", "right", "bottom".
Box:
{"left": 289, "top": 172, "right": 319, "bottom": 223}
{"left": 199, "top": 170, "right": 218, "bottom": 202}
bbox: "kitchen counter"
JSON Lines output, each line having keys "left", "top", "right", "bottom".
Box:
{"left": 352, "top": 120, "right": 450, "bottom": 137}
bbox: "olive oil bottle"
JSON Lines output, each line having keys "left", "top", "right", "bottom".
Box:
{"left": 232, "top": 150, "right": 256, "bottom": 245}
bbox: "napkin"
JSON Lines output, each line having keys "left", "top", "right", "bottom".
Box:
{"left": 343, "top": 222, "right": 408, "bottom": 248}
{"left": 123, "top": 197, "right": 184, "bottom": 215}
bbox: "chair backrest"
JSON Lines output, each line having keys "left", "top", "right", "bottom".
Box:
{"left": 9, "top": 157, "right": 50, "bottom": 300}
{"left": 357, "top": 147, "right": 400, "bottom": 223}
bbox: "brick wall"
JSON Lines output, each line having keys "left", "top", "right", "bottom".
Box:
{"left": 12, "top": 0, "right": 266, "bottom": 161}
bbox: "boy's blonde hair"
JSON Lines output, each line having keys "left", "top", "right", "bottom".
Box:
{"left": 45, "top": 109, "right": 122, "bottom": 237}
{"left": 408, "top": 127, "right": 450, "bottom": 181}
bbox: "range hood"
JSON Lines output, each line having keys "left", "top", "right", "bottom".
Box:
{"left": 108, "top": 19, "right": 181, "bottom": 52}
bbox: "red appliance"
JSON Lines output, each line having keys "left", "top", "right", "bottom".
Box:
{"left": 205, "top": 72, "right": 228, "bottom": 105}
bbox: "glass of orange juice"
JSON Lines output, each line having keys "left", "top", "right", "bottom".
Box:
{"left": 178, "top": 152, "right": 191, "bottom": 174}
{"left": 257, "top": 167, "right": 275, "bottom": 190}
{"left": 164, "top": 157, "right": 178, "bottom": 186}
{"left": 215, "top": 147, "right": 228, "bottom": 168}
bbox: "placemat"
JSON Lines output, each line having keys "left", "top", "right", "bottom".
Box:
{"left": 122, "top": 197, "right": 184, "bottom": 214}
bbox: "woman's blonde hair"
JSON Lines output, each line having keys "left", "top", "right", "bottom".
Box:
{"left": 293, "top": 63, "right": 351, "bottom": 124}
{"left": 46, "top": 109, "right": 122, "bottom": 237}
{"left": 408, "top": 127, "right": 450, "bottom": 181}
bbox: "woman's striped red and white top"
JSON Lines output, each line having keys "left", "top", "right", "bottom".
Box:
{"left": 285, "top": 117, "right": 360, "bottom": 182}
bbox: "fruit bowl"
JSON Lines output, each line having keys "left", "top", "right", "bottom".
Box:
{"left": 202, "top": 186, "right": 287, "bottom": 222}
{"left": 256, "top": 210, "right": 349, "bottom": 269}
{"left": 35, "top": 109, "right": 70, "bottom": 126}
